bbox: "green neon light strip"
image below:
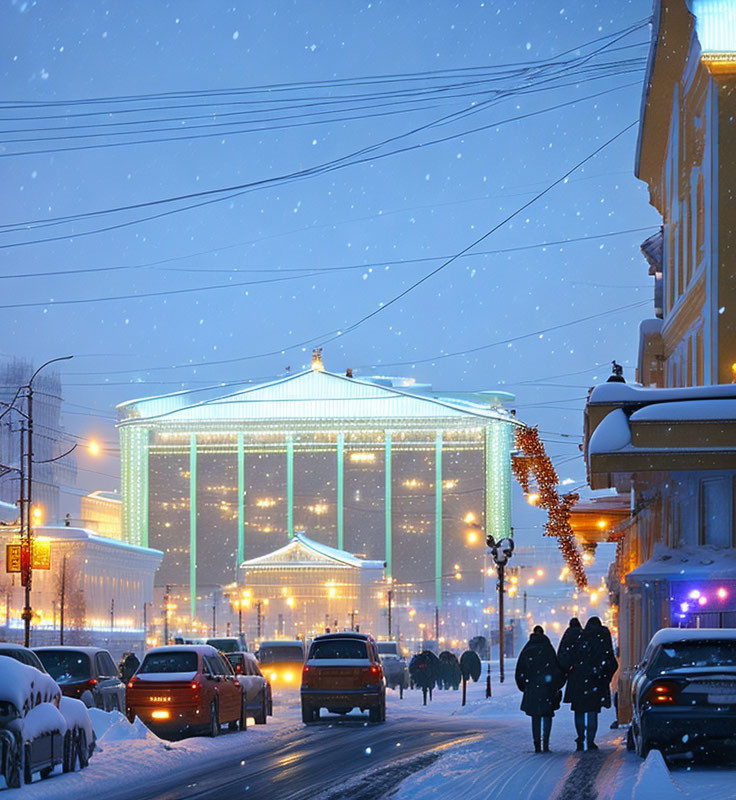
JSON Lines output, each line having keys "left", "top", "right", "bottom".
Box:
{"left": 141, "top": 428, "right": 149, "bottom": 548}
{"left": 286, "top": 434, "right": 294, "bottom": 538}
{"left": 435, "top": 430, "right": 443, "bottom": 608}
{"left": 336, "top": 433, "right": 344, "bottom": 551}
{"left": 237, "top": 433, "right": 245, "bottom": 565}
{"left": 384, "top": 431, "right": 392, "bottom": 579}
{"left": 190, "top": 434, "right": 197, "bottom": 621}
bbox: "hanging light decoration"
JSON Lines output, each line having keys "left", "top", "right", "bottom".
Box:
{"left": 511, "top": 425, "right": 588, "bottom": 589}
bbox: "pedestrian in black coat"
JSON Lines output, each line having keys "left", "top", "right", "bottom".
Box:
{"left": 563, "top": 616, "right": 618, "bottom": 751}
{"left": 557, "top": 617, "right": 582, "bottom": 704}
{"left": 515, "top": 625, "right": 566, "bottom": 753}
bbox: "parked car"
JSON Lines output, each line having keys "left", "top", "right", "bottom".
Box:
{"left": 0, "top": 643, "right": 95, "bottom": 777}
{"left": 227, "top": 652, "right": 272, "bottom": 724}
{"left": 35, "top": 646, "right": 126, "bottom": 712}
{"left": 300, "top": 632, "right": 385, "bottom": 723}
{"left": 126, "top": 645, "right": 244, "bottom": 739}
{"left": 0, "top": 653, "right": 96, "bottom": 787}
{"left": 627, "top": 628, "right": 736, "bottom": 757}
{"left": 376, "top": 641, "right": 410, "bottom": 692}
{"left": 256, "top": 640, "right": 306, "bottom": 688}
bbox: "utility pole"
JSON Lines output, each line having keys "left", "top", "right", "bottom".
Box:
{"left": 387, "top": 589, "right": 393, "bottom": 639}
{"left": 59, "top": 554, "right": 66, "bottom": 645}
{"left": 350, "top": 610, "right": 356, "bottom": 631}
{"left": 212, "top": 602, "right": 217, "bottom": 637}
{"left": 256, "top": 601, "right": 262, "bottom": 639}
{"left": 434, "top": 606, "right": 439, "bottom": 641}
{"left": 110, "top": 598, "right": 115, "bottom": 640}
{"left": 238, "top": 601, "right": 243, "bottom": 637}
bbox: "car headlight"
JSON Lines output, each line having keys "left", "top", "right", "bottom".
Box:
{"left": 0, "top": 702, "right": 19, "bottom": 722}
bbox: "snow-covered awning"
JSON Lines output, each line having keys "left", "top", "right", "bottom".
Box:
{"left": 584, "top": 383, "right": 736, "bottom": 489}
{"left": 627, "top": 543, "right": 736, "bottom": 583}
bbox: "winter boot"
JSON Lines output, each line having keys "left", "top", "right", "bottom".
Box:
{"left": 543, "top": 736, "right": 550, "bottom": 753}
{"left": 534, "top": 740, "right": 542, "bottom": 754}
{"left": 576, "top": 739, "right": 584, "bottom": 752}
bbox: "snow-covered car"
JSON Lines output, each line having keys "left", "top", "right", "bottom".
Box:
{"left": 35, "top": 646, "right": 126, "bottom": 711}
{"left": 0, "top": 654, "right": 92, "bottom": 787}
{"left": 0, "top": 646, "right": 95, "bottom": 787}
{"left": 227, "top": 652, "right": 272, "bottom": 724}
{"left": 627, "top": 628, "right": 736, "bottom": 757}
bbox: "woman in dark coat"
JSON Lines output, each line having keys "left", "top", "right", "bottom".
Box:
{"left": 563, "top": 616, "right": 618, "bottom": 751}
{"left": 515, "top": 625, "right": 566, "bottom": 753}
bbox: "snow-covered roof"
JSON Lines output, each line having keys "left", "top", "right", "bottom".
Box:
{"left": 630, "top": 399, "right": 736, "bottom": 422}
{"left": 628, "top": 543, "right": 736, "bottom": 582}
{"left": 0, "top": 500, "right": 18, "bottom": 525}
{"left": 0, "top": 525, "right": 162, "bottom": 559}
{"left": 240, "top": 531, "right": 385, "bottom": 571}
{"left": 647, "top": 627, "right": 736, "bottom": 649}
{"left": 117, "top": 368, "right": 518, "bottom": 427}
{"left": 689, "top": 0, "right": 736, "bottom": 53}
{"left": 589, "top": 408, "right": 632, "bottom": 454}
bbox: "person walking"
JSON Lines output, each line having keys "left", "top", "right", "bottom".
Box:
{"left": 515, "top": 625, "right": 566, "bottom": 753}
{"left": 562, "top": 616, "right": 618, "bottom": 751}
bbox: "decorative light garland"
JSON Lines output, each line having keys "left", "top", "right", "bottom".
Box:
{"left": 511, "top": 426, "right": 588, "bottom": 589}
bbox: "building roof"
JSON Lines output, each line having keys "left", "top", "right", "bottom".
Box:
{"left": 240, "top": 531, "right": 385, "bottom": 571}
{"left": 84, "top": 490, "right": 121, "bottom": 504}
{"left": 1, "top": 525, "right": 162, "bottom": 560}
{"left": 117, "top": 368, "right": 518, "bottom": 428}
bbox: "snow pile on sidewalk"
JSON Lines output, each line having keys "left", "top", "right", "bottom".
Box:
{"left": 631, "top": 750, "right": 684, "bottom": 800}
{"left": 87, "top": 708, "right": 158, "bottom": 746}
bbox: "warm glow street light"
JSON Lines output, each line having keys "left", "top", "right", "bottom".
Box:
{"left": 88, "top": 440, "right": 101, "bottom": 457}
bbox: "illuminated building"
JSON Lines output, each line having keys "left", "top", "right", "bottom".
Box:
{"left": 80, "top": 490, "right": 122, "bottom": 540}
{"left": 117, "top": 364, "right": 517, "bottom": 619}
{"left": 0, "top": 524, "right": 162, "bottom": 658}
{"left": 238, "top": 531, "right": 385, "bottom": 641}
{"left": 580, "top": 0, "right": 736, "bottom": 722}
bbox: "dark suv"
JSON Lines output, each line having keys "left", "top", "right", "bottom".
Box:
{"left": 35, "top": 646, "right": 126, "bottom": 711}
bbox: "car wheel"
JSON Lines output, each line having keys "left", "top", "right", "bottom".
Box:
{"left": 209, "top": 702, "right": 220, "bottom": 737}
{"left": 626, "top": 727, "right": 635, "bottom": 752}
{"left": 63, "top": 729, "right": 77, "bottom": 773}
{"left": 5, "top": 738, "right": 23, "bottom": 789}
{"left": 23, "top": 743, "right": 33, "bottom": 785}
{"left": 110, "top": 695, "right": 121, "bottom": 712}
{"left": 267, "top": 688, "right": 273, "bottom": 716}
{"left": 369, "top": 705, "right": 382, "bottom": 723}
{"left": 78, "top": 728, "right": 90, "bottom": 769}
{"left": 301, "top": 700, "right": 313, "bottom": 724}
{"left": 40, "top": 765, "right": 54, "bottom": 780}
{"left": 255, "top": 691, "right": 267, "bottom": 725}
{"left": 80, "top": 690, "right": 95, "bottom": 709}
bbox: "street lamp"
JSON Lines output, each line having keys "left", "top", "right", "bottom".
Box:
{"left": 486, "top": 533, "right": 515, "bottom": 685}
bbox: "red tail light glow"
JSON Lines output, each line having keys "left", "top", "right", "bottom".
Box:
{"left": 643, "top": 681, "right": 680, "bottom": 705}
{"left": 127, "top": 677, "right": 137, "bottom": 689}
{"left": 370, "top": 665, "right": 380, "bottom": 675}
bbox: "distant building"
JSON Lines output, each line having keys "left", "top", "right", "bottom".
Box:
{"left": 0, "top": 524, "right": 162, "bottom": 659}
{"left": 237, "top": 531, "right": 385, "bottom": 642}
{"left": 580, "top": 0, "right": 736, "bottom": 722}
{"left": 80, "top": 490, "right": 122, "bottom": 540}
{"left": 0, "top": 358, "right": 77, "bottom": 523}
{"left": 117, "top": 359, "right": 518, "bottom": 621}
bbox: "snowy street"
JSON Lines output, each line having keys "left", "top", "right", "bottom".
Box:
{"left": 10, "top": 662, "right": 736, "bottom": 800}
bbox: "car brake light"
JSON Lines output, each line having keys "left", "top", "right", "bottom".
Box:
{"left": 190, "top": 681, "right": 199, "bottom": 690}
{"left": 644, "top": 681, "right": 680, "bottom": 705}
{"left": 127, "top": 677, "right": 137, "bottom": 689}
{"left": 303, "top": 665, "right": 310, "bottom": 674}
{"left": 370, "top": 665, "right": 380, "bottom": 675}
{"left": 89, "top": 678, "right": 98, "bottom": 687}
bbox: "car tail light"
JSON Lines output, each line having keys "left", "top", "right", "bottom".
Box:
{"left": 127, "top": 677, "right": 137, "bottom": 689}
{"left": 190, "top": 681, "right": 199, "bottom": 691}
{"left": 643, "top": 681, "right": 681, "bottom": 706}
{"left": 364, "top": 665, "right": 381, "bottom": 683}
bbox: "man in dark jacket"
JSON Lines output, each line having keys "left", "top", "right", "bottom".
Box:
{"left": 557, "top": 617, "right": 582, "bottom": 705}
{"left": 515, "top": 625, "right": 566, "bottom": 753}
{"left": 563, "top": 616, "right": 618, "bottom": 751}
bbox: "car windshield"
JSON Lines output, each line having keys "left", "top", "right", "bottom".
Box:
{"left": 36, "top": 650, "right": 91, "bottom": 683}
{"left": 258, "top": 646, "right": 304, "bottom": 664}
{"left": 651, "top": 641, "right": 736, "bottom": 672}
{"left": 227, "top": 653, "right": 244, "bottom": 670}
{"left": 377, "top": 643, "right": 398, "bottom": 656}
{"left": 310, "top": 640, "right": 368, "bottom": 660}
{"left": 207, "top": 638, "right": 238, "bottom": 653}
{"left": 139, "top": 651, "right": 198, "bottom": 674}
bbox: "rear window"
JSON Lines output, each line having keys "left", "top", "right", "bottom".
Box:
{"left": 139, "top": 651, "right": 198, "bottom": 674}
{"left": 227, "top": 653, "right": 245, "bottom": 671}
{"left": 258, "top": 645, "right": 304, "bottom": 664}
{"left": 651, "top": 640, "right": 736, "bottom": 672}
{"left": 377, "top": 643, "right": 398, "bottom": 656}
{"left": 37, "top": 650, "right": 92, "bottom": 683}
{"left": 206, "top": 638, "right": 238, "bottom": 653}
{"left": 309, "top": 639, "right": 368, "bottom": 660}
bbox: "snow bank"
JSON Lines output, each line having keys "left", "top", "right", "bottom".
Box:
{"left": 88, "top": 708, "right": 160, "bottom": 745}
{"left": 0, "top": 654, "right": 60, "bottom": 712}
{"left": 632, "top": 750, "right": 684, "bottom": 800}
{"left": 22, "top": 702, "right": 67, "bottom": 740}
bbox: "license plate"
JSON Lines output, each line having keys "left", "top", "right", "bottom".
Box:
{"left": 708, "top": 694, "right": 736, "bottom": 704}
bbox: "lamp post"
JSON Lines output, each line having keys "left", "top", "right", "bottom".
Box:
{"left": 486, "top": 533, "right": 514, "bottom": 684}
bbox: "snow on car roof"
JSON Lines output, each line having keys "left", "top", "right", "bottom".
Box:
{"left": 648, "top": 628, "right": 736, "bottom": 648}
{"left": 0, "top": 654, "right": 60, "bottom": 713}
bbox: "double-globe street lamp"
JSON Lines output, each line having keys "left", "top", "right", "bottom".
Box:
{"left": 486, "top": 533, "right": 515, "bottom": 686}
